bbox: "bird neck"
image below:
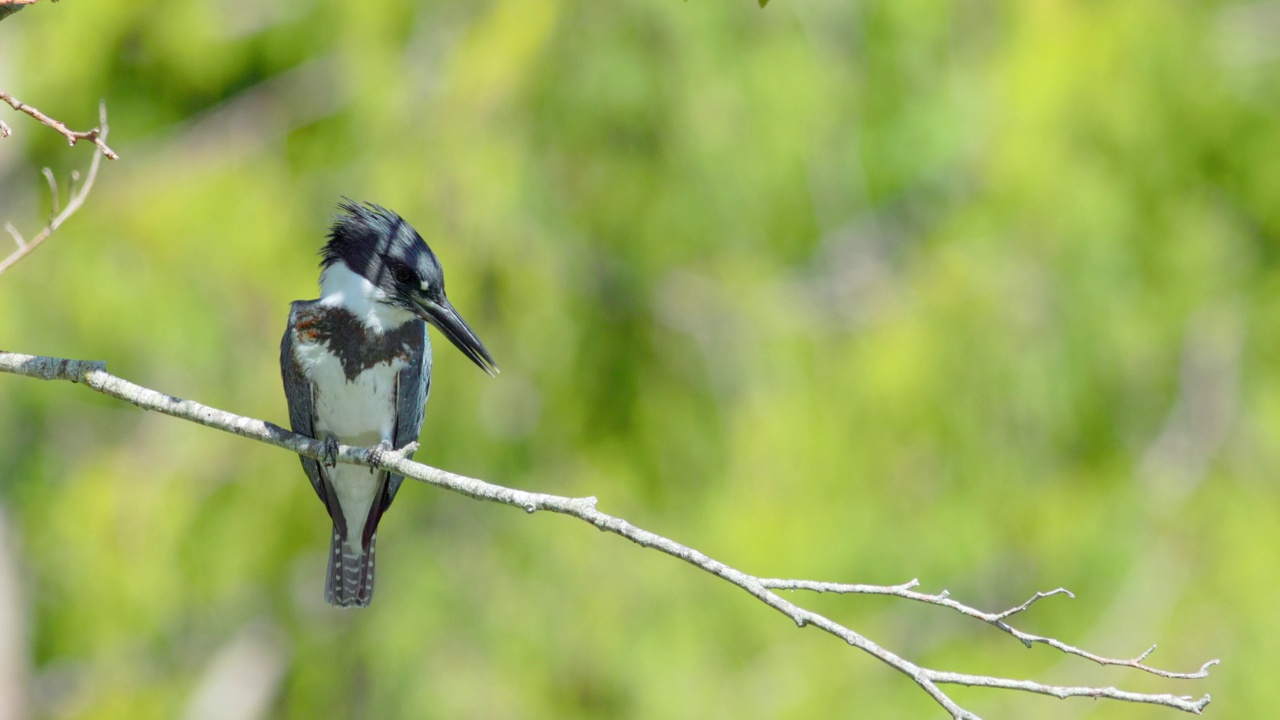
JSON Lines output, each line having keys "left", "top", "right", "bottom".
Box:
{"left": 318, "top": 261, "right": 417, "bottom": 333}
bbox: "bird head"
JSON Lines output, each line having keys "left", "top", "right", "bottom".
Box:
{"left": 321, "top": 200, "right": 498, "bottom": 376}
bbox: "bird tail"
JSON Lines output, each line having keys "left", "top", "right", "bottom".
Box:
{"left": 325, "top": 527, "right": 377, "bottom": 608}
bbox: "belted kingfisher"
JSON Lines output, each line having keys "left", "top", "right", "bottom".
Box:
{"left": 281, "top": 201, "right": 497, "bottom": 608}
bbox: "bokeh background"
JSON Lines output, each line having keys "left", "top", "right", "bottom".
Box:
{"left": 0, "top": 0, "right": 1276, "bottom": 717}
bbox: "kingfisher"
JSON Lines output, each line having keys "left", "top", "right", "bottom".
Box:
{"left": 281, "top": 201, "right": 497, "bottom": 608}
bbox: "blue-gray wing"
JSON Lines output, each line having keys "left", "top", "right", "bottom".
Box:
{"left": 281, "top": 300, "right": 328, "bottom": 505}
{"left": 387, "top": 319, "right": 431, "bottom": 506}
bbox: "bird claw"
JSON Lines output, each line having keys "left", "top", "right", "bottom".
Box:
{"left": 369, "top": 440, "right": 394, "bottom": 467}
{"left": 322, "top": 436, "right": 340, "bottom": 468}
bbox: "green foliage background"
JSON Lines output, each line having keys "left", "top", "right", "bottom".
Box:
{"left": 1, "top": 0, "right": 1276, "bottom": 717}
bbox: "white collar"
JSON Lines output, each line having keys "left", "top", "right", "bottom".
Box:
{"left": 318, "top": 260, "right": 416, "bottom": 332}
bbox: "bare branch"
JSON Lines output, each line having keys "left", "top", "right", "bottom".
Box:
{"left": 759, "top": 578, "right": 1218, "bottom": 680}
{"left": 0, "top": 351, "right": 1217, "bottom": 719}
{"left": 0, "top": 103, "right": 110, "bottom": 275}
{"left": 3, "top": 224, "right": 23, "bottom": 249}
{"left": 40, "top": 167, "right": 59, "bottom": 219}
{"left": 0, "top": 89, "right": 117, "bottom": 159}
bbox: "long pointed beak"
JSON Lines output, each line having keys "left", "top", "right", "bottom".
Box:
{"left": 413, "top": 297, "right": 499, "bottom": 377}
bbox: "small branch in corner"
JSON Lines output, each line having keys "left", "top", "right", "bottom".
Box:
{"left": 0, "top": 88, "right": 118, "bottom": 160}
{"left": 0, "top": 102, "right": 112, "bottom": 275}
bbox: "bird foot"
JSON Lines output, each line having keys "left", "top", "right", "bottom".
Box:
{"left": 371, "top": 440, "right": 419, "bottom": 468}
{"left": 369, "top": 440, "right": 394, "bottom": 468}
{"left": 321, "top": 436, "right": 340, "bottom": 468}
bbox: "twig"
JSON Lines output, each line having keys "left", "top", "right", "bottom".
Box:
{"left": 0, "top": 351, "right": 1218, "bottom": 719}
{"left": 0, "top": 103, "right": 110, "bottom": 275}
{"left": 759, "top": 578, "right": 1218, "bottom": 680}
{"left": 40, "top": 168, "right": 60, "bottom": 218}
{"left": 0, "top": 89, "right": 117, "bottom": 159}
{"left": 3, "top": 225, "right": 22, "bottom": 249}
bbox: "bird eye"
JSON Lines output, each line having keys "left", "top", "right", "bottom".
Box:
{"left": 393, "top": 265, "right": 415, "bottom": 284}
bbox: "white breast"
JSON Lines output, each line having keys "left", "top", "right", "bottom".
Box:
{"left": 303, "top": 345, "right": 405, "bottom": 541}
{"left": 308, "top": 351, "right": 404, "bottom": 444}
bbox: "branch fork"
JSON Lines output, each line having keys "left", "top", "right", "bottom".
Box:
{"left": 0, "top": 89, "right": 118, "bottom": 159}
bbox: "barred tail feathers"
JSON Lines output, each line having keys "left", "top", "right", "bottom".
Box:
{"left": 325, "top": 528, "right": 377, "bottom": 608}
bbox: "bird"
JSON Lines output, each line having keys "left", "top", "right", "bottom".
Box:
{"left": 281, "top": 200, "right": 497, "bottom": 607}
